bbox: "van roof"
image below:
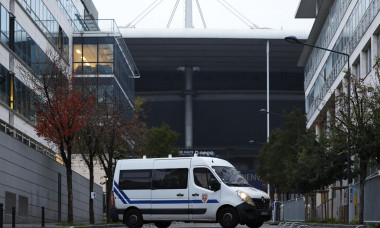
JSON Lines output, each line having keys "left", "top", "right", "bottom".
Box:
{"left": 116, "top": 156, "right": 233, "bottom": 168}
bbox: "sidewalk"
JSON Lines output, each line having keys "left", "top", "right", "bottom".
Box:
{"left": 1, "top": 223, "right": 125, "bottom": 228}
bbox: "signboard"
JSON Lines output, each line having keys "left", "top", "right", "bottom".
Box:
{"left": 239, "top": 170, "right": 266, "bottom": 192}
{"left": 179, "top": 149, "right": 215, "bottom": 157}
{"left": 91, "top": 192, "right": 96, "bottom": 199}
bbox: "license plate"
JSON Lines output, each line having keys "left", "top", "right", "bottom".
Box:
{"left": 261, "top": 212, "right": 268, "bottom": 215}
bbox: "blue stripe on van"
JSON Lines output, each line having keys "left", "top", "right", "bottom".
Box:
{"left": 114, "top": 181, "right": 219, "bottom": 205}
{"left": 113, "top": 187, "right": 127, "bottom": 204}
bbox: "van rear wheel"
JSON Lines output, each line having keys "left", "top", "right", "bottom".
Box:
{"left": 124, "top": 209, "right": 143, "bottom": 228}
{"left": 154, "top": 221, "right": 171, "bottom": 228}
{"left": 218, "top": 207, "right": 239, "bottom": 228}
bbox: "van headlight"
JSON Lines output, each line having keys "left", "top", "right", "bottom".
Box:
{"left": 237, "top": 191, "right": 254, "bottom": 206}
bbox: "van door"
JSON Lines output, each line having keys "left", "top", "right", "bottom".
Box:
{"left": 190, "top": 167, "right": 221, "bottom": 220}
{"left": 151, "top": 159, "right": 191, "bottom": 220}
{"left": 115, "top": 169, "right": 152, "bottom": 220}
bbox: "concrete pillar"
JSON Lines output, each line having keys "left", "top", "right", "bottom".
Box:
{"left": 185, "top": 67, "right": 193, "bottom": 148}
{"left": 185, "top": 0, "right": 193, "bottom": 28}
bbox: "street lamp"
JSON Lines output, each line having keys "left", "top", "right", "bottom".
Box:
{"left": 260, "top": 109, "right": 300, "bottom": 154}
{"left": 284, "top": 36, "right": 352, "bottom": 185}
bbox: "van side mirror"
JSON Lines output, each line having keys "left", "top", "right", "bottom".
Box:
{"left": 209, "top": 178, "right": 221, "bottom": 191}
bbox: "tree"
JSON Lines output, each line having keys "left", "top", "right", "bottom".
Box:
{"left": 142, "top": 123, "right": 179, "bottom": 158}
{"left": 257, "top": 109, "right": 304, "bottom": 193}
{"left": 73, "top": 98, "right": 106, "bottom": 224}
{"left": 96, "top": 105, "right": 136, "bottom": 222}
{"left": 293, "top": 131, "right": 346, "bottom": 193}
{"left": 124, "top": 97, "right": 149, "bottom": 157}
{"left": 257, "top": 109, "right": 346, "bottom": 194}
{"left": 21, "top": 53, "right": 95, "bottom": 223}
{"left": 327, "top": 70, "right": 380, "bottom": 224}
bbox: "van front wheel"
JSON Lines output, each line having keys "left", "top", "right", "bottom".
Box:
{"left": 124, "top": 209, "right": 143, "bottom": 228}
{"left": 218, "top": 207, "right": 239, "bottom": 228}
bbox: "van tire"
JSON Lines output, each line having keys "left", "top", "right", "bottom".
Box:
{"left": 154, "top": 221, "right": 171, "bottom": 228}
{"left": 218, "top": 207, "right": 239, "bottom": 228}
{"left": 124, "top": 209, "right": 143, "bottom": 228}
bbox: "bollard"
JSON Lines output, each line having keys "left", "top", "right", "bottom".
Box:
{"left": 11, "top": 207, "right": 15, "bottom": 228}
{"left": 41, "top": 207, "right": 45, "bottom": 227}
{"left": 0, "top": 203, "right": 3, "bottom": 228}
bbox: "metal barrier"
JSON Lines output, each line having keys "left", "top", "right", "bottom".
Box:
{"left": 364, "top": 173, "right": 380, "bottom": 223}
{"left": 283, "top": 198, "right": 305, "bottom": 221}
{"left": 0, "top": 119, "right": 61, "bottom": 163}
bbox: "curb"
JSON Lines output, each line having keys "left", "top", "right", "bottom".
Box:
{"left": 306, "top": 223, "right": 358, "bottom": 228}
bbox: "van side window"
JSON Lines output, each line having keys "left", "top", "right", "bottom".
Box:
{"left": 119, "top": 170, "right": 152, "bottom": 190}
{"left": 152, "top": 168, "right": 188, "bottom": 189}
{"left": 194, "top": 168, "right": 216, "bottom": 190}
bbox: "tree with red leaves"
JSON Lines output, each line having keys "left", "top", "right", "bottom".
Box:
{"left": 21, "top": 52, "right": 95, "bottom": 223}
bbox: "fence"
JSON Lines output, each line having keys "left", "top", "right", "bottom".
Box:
{"left": 364, "top": 174, "right": 380, "bottom": 223}
{"left": 281, "top": 173, "right": 380, "bottom": 223}
{"left": 282, "top": 198, "right": 305, "bottom": 221}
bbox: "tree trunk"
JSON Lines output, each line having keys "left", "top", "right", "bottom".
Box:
{"left": 358, "top": 158, "right": 367, "bottom": 224}
{"left": 66, "top": 162, "right": 74, "bottom": 223}
{"left": 106, "top": 176, "right": 113, "bottom": 223}
{"left": 89, "top": 158, "right": 94, "bottom": 224}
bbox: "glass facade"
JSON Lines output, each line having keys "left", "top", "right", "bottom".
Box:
{"left": 304, "top": 0, "right": 352, "bottom": 89}
{"left": 0, "top": 5, "right": 49, "bottom": 122}
{"left": 17, "top": 0, "right": 69, "bottom": 60}
{"left": 73, "top": 37, "right": 135, "bottom": 112}
{"left": 14, "top": 21, "right": 52, "bottom": 76}
{"left": 305, "top": 0, "right": 379, "bottom": 120}
{"left": 0, "top": 4, "right": 10, "bottom": 45}
{"left": 55, "top": 0, "right": 86, "bottom": 31}
{"left": 0, "top": 64, "right": 10, "bottom": 104}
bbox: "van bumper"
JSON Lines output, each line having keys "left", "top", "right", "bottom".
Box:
{"left": 235, "top": 202, "right": 272, "bottom": 225}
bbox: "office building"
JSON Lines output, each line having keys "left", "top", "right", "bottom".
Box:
{"left": 0, "top": 0, "right": 136, "bottom": 223}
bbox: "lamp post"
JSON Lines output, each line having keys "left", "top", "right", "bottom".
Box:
{"left": 284, "top": 36, "right": 352, "bottom": 184}
{"left": 260, "top": 109, "right": 300, "bottom": 154}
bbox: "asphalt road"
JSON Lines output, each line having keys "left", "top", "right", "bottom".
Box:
{"left": 141, "top": 223, "right": 275, "bottom": 228}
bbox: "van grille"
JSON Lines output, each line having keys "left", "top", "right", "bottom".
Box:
{"left": 253, "top": 198, "right": 270, "bottom": 210}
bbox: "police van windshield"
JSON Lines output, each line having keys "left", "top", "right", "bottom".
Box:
{"left": 212, "top": 166, "right": 251, "bottom": 187}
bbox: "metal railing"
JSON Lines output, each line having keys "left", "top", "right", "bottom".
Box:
{"left": 0, "top": 119, "right": 62, "bottom": 164}
{"left": 282, "top": 198, "right": 306, "bottom": 222}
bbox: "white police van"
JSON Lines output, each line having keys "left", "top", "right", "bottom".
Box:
{"left": 112, "top": 155, "right": 271, "bottom": 228}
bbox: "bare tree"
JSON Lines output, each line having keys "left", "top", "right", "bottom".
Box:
{"left": 20, "top": 51, "right": 95, "bottom": 223}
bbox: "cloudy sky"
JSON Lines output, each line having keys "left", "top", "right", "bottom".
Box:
{"left": 91, "top": 0, "right": 314, "bottom": 30}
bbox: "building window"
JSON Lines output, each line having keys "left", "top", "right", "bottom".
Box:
{"left": 194, "top": 168, "right": 217, "bottom": 190}
{"left": 0, "top": 4, "right": 10, "bottom": 45}
{"left": 119, "top": 169, "right": 152, "bottom": 190}
{"left": 18, "top": 0, "right": 69, "bottom": 60}
{"left": 367, "top": 47, "right": 372, "bottom": 75}
{"left": 152, "top": 168, "right": 188, "bottom": 189}
{"left": 356, "top": 62, "right": 361, "bottom": 79}
{"left": 73, "top": 42, "right": 114, "bottom": 75}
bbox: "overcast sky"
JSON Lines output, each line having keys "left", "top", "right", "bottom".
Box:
{"left": 91, "top": 0, "right": 314, "bottom": 30}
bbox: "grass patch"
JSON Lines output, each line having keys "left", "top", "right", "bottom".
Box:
{"left": 305, "top": 218, "right": 344, "bottom": 224}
